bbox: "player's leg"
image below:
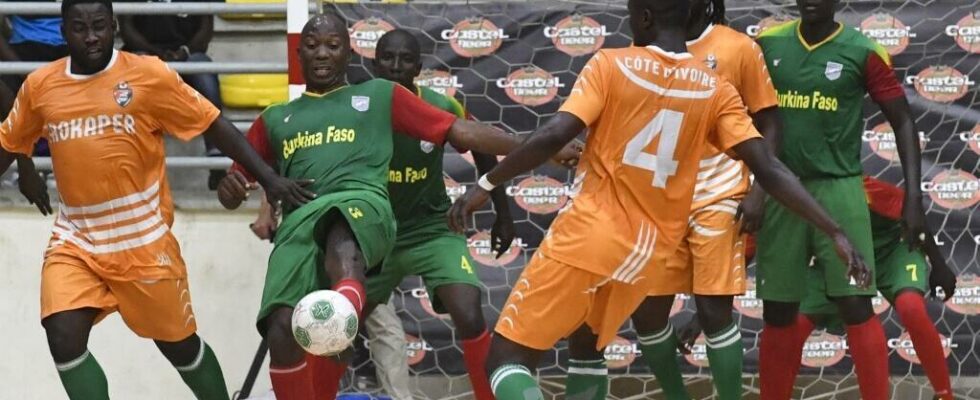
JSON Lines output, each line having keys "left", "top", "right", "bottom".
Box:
{"left": 565, "top": 325, "right": 608, "bottom": 400}
{"left": 694, "top": 295, "right": 742, "bottom": 400}
{"left": 155, "top": 334, "right": 228, "bottom": 400}
{"left": 632, "top": 296, "right": 690, "bottom": 400}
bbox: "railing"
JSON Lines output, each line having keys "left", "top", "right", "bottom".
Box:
{"left": 28, "top": 157, "right": 233, "bottom": 170}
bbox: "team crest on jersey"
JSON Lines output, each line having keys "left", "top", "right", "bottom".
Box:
{"left": 704, "top": 54, "right": 717, "bottom": 70}
{"left": 351, "top": 96, "right": 370, "bottom": 112}
{"left": 825, "top": 61, "right": 843, "bottom": 81}
{"left": 420, "top": 140, "right": 435, "bottom": 153}
{"left": 113, "top": 81, "right": 133, "bottom": 107}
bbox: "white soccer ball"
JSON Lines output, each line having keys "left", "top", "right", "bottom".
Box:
{"left": 291, "top": 290, "right": 359, "bottom": 356}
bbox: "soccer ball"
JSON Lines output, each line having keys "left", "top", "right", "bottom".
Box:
{"left": 291, "top": 290, "right": 359, "bottom": 356}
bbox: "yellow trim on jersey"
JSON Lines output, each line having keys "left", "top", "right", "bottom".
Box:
{"left": 756, "top": 20, "right": 796, "bottom": 39}
{"left": 303, "top": 85, "right": 349, "bottom": 98}
{"left": 870, "top": 42, "right": 893, "bottom": 67}
{"left": 796, "top": 22, "right": 844, "bottom": 51}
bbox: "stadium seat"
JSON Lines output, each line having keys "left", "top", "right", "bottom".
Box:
{"left": 219, "top": 74, "right": 288, "bottom": 108}
{"left": 220, "top": 0, "right": 284, "bottom": 20}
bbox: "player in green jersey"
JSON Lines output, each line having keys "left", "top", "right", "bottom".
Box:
{"left": 216, "top": 14, "right": 578, "bottom": 400}
{"left": 753, "top": 1, "right": 927, "bottom": 399}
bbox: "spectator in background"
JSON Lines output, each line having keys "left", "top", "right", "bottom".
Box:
{"left": 119, "top": 0, "right": 226, "bottom": 189}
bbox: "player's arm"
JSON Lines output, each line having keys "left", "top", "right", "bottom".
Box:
{"left": 865, "top": 49, "right": 926, "bottom": 249}
{"left": 473, "top": 152, "right": 515, "bottom": 257}
{"left": 185, "top": 16, "right": 214, "bottom": 55}
{"left": 738, "top": 106, "right": 782, "bottom": 233}
{"left": 0, "top": 16, "right": 19, "bottom": 61}
{"left": 15, "top": 155, "right": 52, "bottom": 215}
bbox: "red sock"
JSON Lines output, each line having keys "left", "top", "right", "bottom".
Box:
{"left": 796, "top": 314, "right": 816, "bottom": 345}
{"left": 462, "top": 330, "right": 494, "bottom": 400}
{"left": 270, "top": 360, "right": 315, "bottom": 400}
{"left": 895, "top": 292, "right": 952, "bottom": 399}
{"left": 846, "top": 318, "right": 890, "bottom": 400}
{"left": 307, "top": 353, "right": 347, "bottom": 400}
{"left": 760, "top": 322, "right": 805, "bottom": 400}
{"left": 333, "top": 279, "right": 365, "bottom": 318}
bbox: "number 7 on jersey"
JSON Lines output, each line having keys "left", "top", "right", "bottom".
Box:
{"left": 622, "top": 109, "right": 683, "bottom": 188}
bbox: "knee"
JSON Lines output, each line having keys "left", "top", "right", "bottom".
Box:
{"left": 834, "top": 297, "right": 874, "bottom": 326}
{"left": 265, "top": 308, "right": 295, "bottom": 350}
{"left": 43, "top": 319, "right": 88, "bottom": 361}
{"left": 695, "top": 296, "right": 735, "bottom": 334}
{"left": 155, "top": 334, "right": 201, "bottom": 367}
{"left": 567, "top": 325, "right": 603, "bottom": 359}
{"left": 762, "top": 301, "right": 799, "bottom": 327}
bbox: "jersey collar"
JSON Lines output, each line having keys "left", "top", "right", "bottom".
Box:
{"left": 796, "top": 21, "right": 844, "bottom": 51}
{"left": 303, "top": 84, "right": 348, "bottom": 98}
{"left": 644, "top": 45, "right": 693, "bottom": 60}
{"left": 65, "top": 49, "right": 119, "bottom": 80}
{"left": 686, "top": 24, "right": 715, "bottom": 46}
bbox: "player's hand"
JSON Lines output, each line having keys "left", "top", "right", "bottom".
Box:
{"left": 832, "top": 232, "right": 871, "bottom": 289}
{"left": 217, "top": 171, "right": 255, "bottom": 210}
{"left": 549, "top": 140, "right": 583, "bottom": 169}
{"left": 260, "top": 175, "right": 317, "bottom": 212}
{"left": 901, "top": 192, "right": 928, "bottom": 251}
{"left": 491, "top": 214, "right": 515, "bottom": 258}
{"left": 17, "top": 160, "right": 52, "bottom": 216}
{"left": 250, "top": 207, "right": 279, "bottom": 242}
{"left": 676, "top": 318, "right": 703, "bottom": 355}
{"left": 928, "top": 262, "right": 957, "bottom": 303}
{"left": 736, "top": 185, "right": 766, "bottom": 234}
{"left": 448, "top": 187, "right": 490, "bottom": 233}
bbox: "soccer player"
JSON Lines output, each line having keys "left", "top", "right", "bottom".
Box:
{"left": 0, "top": 1, "right": 313, "bottom": 399}
{"left": 562, "top": 0, "right": 782, "bottom": 398}
{"left": 447, "top": 0, "right": 869, "bottom": 398}
{"left": 216, "top": 14, "right": 577, "bottom": 400}
{"left": 753, "top": 1, "right": 927, "bottom": 398}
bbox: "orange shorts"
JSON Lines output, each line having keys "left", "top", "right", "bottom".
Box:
{"left": 41, "top": 250, "right": 197, "bottom": 342}
{"left": 648, "top": 199, "right": 747, "bottom": 296}
{"left": 494, "top": 255, "right": 649, "bottom": 351}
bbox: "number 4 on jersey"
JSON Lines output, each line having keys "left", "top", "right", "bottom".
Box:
{"left": 623, "top": 109, "right": 683, "bottom": 188}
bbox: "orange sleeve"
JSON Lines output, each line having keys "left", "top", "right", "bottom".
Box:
{"left": 0, "top": 77, "right": 45, "bottom": 155}
{"left": 709, "top": 81, "right": 762, "bottom": 152}
{"left": 146, "top": 59, "right": 220, "bottom": 141}
{"left": 558, "top": 51, "right": 608, "bottom": 126}
{"left": 737, "top": 41, "right": 779, "bottom": 114}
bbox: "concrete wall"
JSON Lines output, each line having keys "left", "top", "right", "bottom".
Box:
{"left": 0, "top": 207, "right": 276, "bottom": 400}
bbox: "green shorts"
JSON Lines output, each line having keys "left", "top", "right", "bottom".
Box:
{"left": 366, "top": 223, "right": 481, "bottom": 313}
{"left": 756, "top": 175, "right": 877, "bottom": 302}
{"left": 256, "top": 191, "right": 396, "bottom": 329}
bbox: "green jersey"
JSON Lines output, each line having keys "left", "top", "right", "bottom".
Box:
{"left": 757, "top": 21, "right": 905, "bottom": 179}
{"left": 388, "top": 87, "right": 466, "bottom": 234}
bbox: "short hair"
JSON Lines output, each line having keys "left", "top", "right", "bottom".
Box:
{"left": 377, "top": 29, "right": 421, "bottom": 55}
{"left": 302, "top": 12, "right": 349, "bottom": 36}
{"left": 61, "top": 0, "right": 113, "bottom": 17}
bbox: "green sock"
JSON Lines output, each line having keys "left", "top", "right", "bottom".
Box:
{"left": 56, "top": 350, "right": 109, "bottom": 400}
{"left": 638, "top": 324, "right": 690, "bottom": 400}
{"left": 705, "top": 323, "right": 744, "bottom": 400}
{"left": 175, "top": 341, "right": 230, "bottom": 400}
{"left": 490, "top": 364, "right": 544, "bottom": 400}
{"left": 565, "top": 358, "right": 608, "bottom": 400}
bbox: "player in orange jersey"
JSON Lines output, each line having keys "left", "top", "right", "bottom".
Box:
{"left": 562, "top": 0, "right": 783, "bottom": 398}
{"left": 0, "top": 1, "right": 312, "bottom": 399}
{"left": 448, "top": 0, "right": 868, "bottom": 398}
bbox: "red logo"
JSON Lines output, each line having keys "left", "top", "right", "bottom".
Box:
{"left": 604, "top": 336, "right": 640, "bottom": 369}
{"left": 907, "top": 66, "right": 975, "bottom": 103}
{"left": 349, "top": 18, "right": 395, "bottom": 59}
{"left": 405, "top": 334, "right": 433, "bottom": 366}
{"left": 959, "top": 123, "right": 980, "bottom": 156}
{"left": 947, "top": 274, "right": 980, "bottom": 316}
{"left": 544, "top": 15, "right": 609, "bottom": 57}
{"left": 860, "top": 13, "right": 914, "bottom": 55}
{"left": 890, "top": 331, "right": 953, "bottom": 364}
{"left": 922, "top": 169, "right": 980, "bottom": 210}
{"left": 113, "top": 81, "right": 133, "bottom": 107}
{"left": 946, "top": 12, "right": 980, "bottom": 54}
{"left": 467, "top": 230, "right": 523, "bottom": 266}
{"left": 506, "top": 176, "right": 570, "bottom": 214}
{"left": 862, "top": 122, "right": 927, "bottom": 162}
{"left": 444, "top": 176, "right": 466, "bottom": 203}
{"left": 415, "top": 69, "right": 463, "bottom": 98}
{"left": 733, "top": 277, "right": 763, "bottom": 319}
{"left": 746, "top": 15, "right": 794, "bottom": 37}
{"left": 442, "top": 18, "right": 508, "bottom": 58}
{"left": 497, "top": 66, "right": 564, "bottom": 106}
{"left": 682, "top": 334, "right": 710, "bottom": 368}
{"left": 411, "top": 288, "right": 451, "bottom": 320}
{"left": 801, "top": 331, "right": 847, "bottom": 368}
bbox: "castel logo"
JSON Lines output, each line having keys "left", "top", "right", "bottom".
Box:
{"left": 922, "top": 169, "right": 980, "bottom": 210}
{"left": 872, "top": 292, "right": 891, "bottom": 315}
{"left": 801, "top": 332, "right": 847, "bottom": 368}
{"left": 507, "top": 176, "right": 571, "bottom": 214}
{"left": 906, "top": 66, "right": 975, "bottom": 103}
{"left": 444, "top": 176, "right": 466, "bottom": 203}
{"left": 405, "top": 334, "right": 434, "bottom": 366}
{"left": 411, "top": 288, "right": 451, "bottom": 320}
{"left": 860, "top": 13, "right": 915, "bottom": 55}
{"left": 349, "top": 18, "right": 395, "bottom": 59}
{"left": 467, "top": 230, "right": 525, "bottom": 266}
{"left": 890, "top": 331, "right": 954, "bottom": 364}
{"left": 733, "top": 277, "right": 763, "bottom": 319}
{"left": 959, "top": 123, "right": 980, "bottom": 156}
{"left": 443, "top": 17, "right": 508, "bottom": 58}
{"left": 746, "top": 15, "right": 794, "bottom": 37}
{"left": 415, "top": 69, "right": 464, "bottom": 98}
{"left": 862, "top": 122, "right": 928, "bottom": 162}
{"left": 683, "top": 334, "right": 710, "bottom": 368}
{"left": 497, "top": 66, "right": 565, "bottom": 107}
{"left": 946, "top": 12, "right": 980, "bottom": 54}
{"left": 544, "top": 14, "right": 610, "bottom": 57}
{"left": 947, "top": 274, "right": 980, "bottom": 316}
{"left": 604, "top": 336, "right": 641, "bottom": 369}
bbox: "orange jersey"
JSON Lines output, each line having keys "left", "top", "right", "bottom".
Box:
{"left": 687, "top": 24, "right": 778, "bottom": 209}
{"left": 0, "top": 51, "right": 220, "bottom": 280}
{"left": 540, "top": 46, "right": 761, "bottom": 283}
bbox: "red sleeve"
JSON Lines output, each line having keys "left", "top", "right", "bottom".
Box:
{"left": 230, "top": 115, "right": 274, "bottom": 182}
{"left": 864, "top": 52, "right": 904, "bottom": 103}
{"left": 863, "top": 176, "right": 904, "bottom": 220}
{"left": 391, "top": 85, "right": 456, "bottom": 145}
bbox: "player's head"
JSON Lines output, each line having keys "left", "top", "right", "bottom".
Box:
{"left": 689, "top": 0, "right": 726, "bottom": 27}
{"left": 373, "top": 29, "right": 422, "bottom": 90}
{"left": 298, "top": 12, "right": 351, "bottom": 93}
{"left": 797, "top": 0, "right": 838, "bottom": 24}
{"left": 60, "top": 0, "right": 115, "bottom": 72}
{"left": 627, "top": 0, "right": 691, "bottom": 46}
